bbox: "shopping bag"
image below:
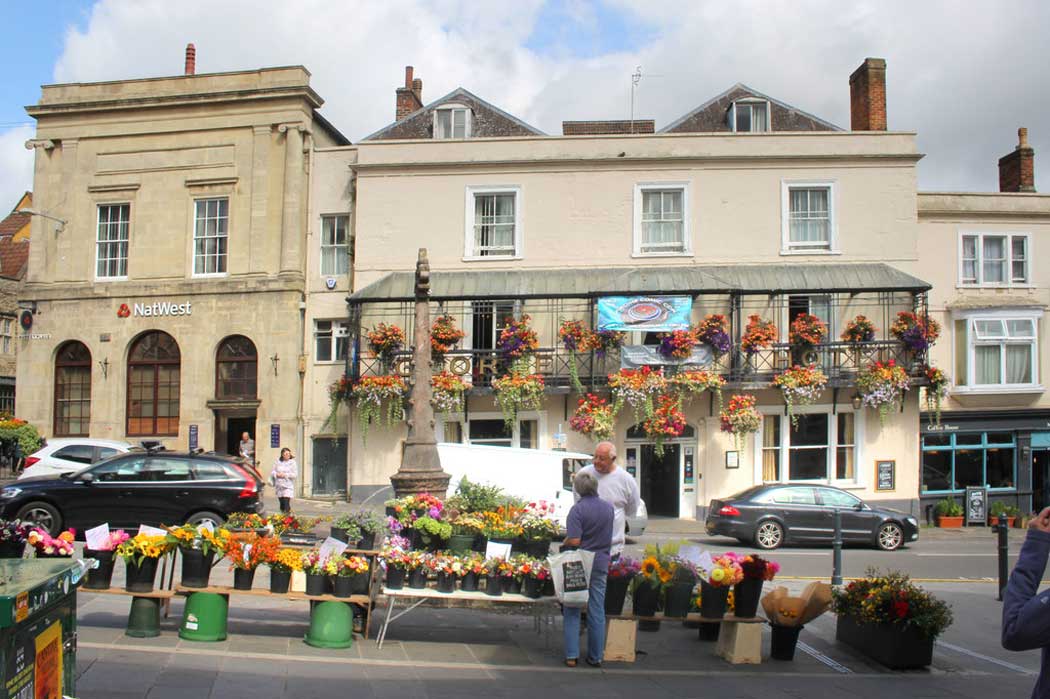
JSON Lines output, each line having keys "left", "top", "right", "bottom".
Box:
{"left": 548, "top": 550, "right": 595, "bottom": 608}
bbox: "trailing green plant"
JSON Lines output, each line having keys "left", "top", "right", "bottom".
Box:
{"left": 332, "top": 514, "right": 362, "bottom": 541}
{"left": 348, "top": 510, "right": 386, "bottom": 535}
{"left": 934, "top": 497, "right": 962, "bottom": 518}
{"left": 413, "top": 515, "right": 452, "bottom": 544}
{"left": 989, "top": 501, "right": 1020, "bottom": 518}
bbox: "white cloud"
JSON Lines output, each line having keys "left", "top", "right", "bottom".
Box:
{"left": 1, "top": 0, "right": 1045, "bottom": 196}
{"left": 0, "top": 126, "right": 34, "bottom": 210}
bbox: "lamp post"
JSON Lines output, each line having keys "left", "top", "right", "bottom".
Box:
{"left": 390, "top": 248, "right": 450, "bottom": 498}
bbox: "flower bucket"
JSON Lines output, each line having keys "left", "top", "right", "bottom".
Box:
{"left": 305, "top": 573, "right": 329, "bottom": 596}
{"left": 0, "top": 540, "right": 25, "bottom": 559}
{"left": 436, "top": 571, "right": 456, "bottom": 593}
{"left": 664, "top": 581, "right": 694, "bottom": 618}
{"left": 385, "top": 565, "right": 406, "bottom": 590}
{"left": 510, "top": 538, "right": 527, "bottom": 556}
{"left": 233, "top": 567, "right": 255, "bottom": 591}
{"left": 269, "top": 568, "right": 292, "bottom": 594}
{"left": 605, "top": 575, "right": 631, "bottom": 615}
{"left": 632, "top": 579, "right": 662, "bottom": 631}
{"left": 542, "top": 577, "right": 555, "bottom": 596}
{"left": 448, "top": 534, "right": 474, "bottom": 554}
{"left": 472, "top": 534, "right": 487, "bottom": 553}
{"left": 125, "top": 557, "right": 159, "bottom": 593}
{"left": 329, "top": 526, "right": 349, "bottom": 543}
{"left": 408, "top": 529, "right": 427, "bottom": 551}
{"left": 460, "top": 572, "right": 480, "bottom": 592}
{"left": 699, "top": 581, "right": 729, "bottom": 619}
{"left": 770, "top": 624, "right": 803, "bottom": 661}
{"left": 357, "top": 532, "right": 377, "bottom": 551}
{"left": 179, "top": 548, "right": 215, "bottom": 588}
{"left": 407, "top": 568, "right": 428, "bottom": 589}
{"left": 350, "top": 571, "right": 370, "bottom": 596}
{"left": 501, "top": 576, "right": 522, "bottom": 594}
{"left": 83, "top": 549, "right": 115, "bottom": 590}
{"left": 484, "top": 575, "right": 503, "bottom": 597}
{"left": 522, "top": 576, "right": 543, "bottom": 599}
{"left": 524, "top": 539, "right": 551, "bottom": 559}
{"left": 733, "top": 579, "right": 763, "bottom": 618}
{"left": 333, "top": 575, "right": 354, "bottom": 598}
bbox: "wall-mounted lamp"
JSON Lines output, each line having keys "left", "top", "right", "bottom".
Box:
{"left": 851, "top": 394, "right": 863, "bottom": 411}
{"left": 17, "top": 208, "right": 67, "bottom": 234}
{"left": 270, "top": 353, "right": 280, "bottom": 376}
{"left": 98, "top": 358, "right": 109, "bottom": 379}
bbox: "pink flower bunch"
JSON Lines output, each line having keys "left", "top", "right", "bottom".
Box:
{"left": 97, "top": 530, "right": 130, "bottom": 552}
{"left": 27, "top": 528, "right": 76, "bottom": 556}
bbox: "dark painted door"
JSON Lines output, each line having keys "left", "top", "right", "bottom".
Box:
{"left": 641, "top": 444, "right": 679, "bottom": 517}
{"left": 313, "top": 437, "right": 348, "bottom": 497}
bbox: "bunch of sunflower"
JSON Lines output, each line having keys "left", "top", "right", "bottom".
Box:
{"left": 638, "top": 555, "right": 674, "bottom": 589}
{"left": 116, "top": 534, "right": 172, "bottom": 565}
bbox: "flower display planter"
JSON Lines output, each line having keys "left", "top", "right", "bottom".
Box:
{"left": 770, "top": 624, "right": 803, "bottom": 661}
{"left": 699, "top": 581, "right": 729, "bottom": 619}
{"left": 357, "top": 531, "right": 377, "bottom": 551}
{"left": 305, "top": 573, "right": 329, "bottom": 596}
{"left": 329, "top": 526, "right": 349, "bottom": 543}
{"left": 0, "top": 540, "right": 25, "bottom": 559}
{"left": 988, "top": 516, "right": 1016, "bottom": 528}
{"left": 524, "top": 539, "right": 551, "bottom": 559}
{"left": 83, "top": 549, "right": 115, "bottom": 590}
{"left": 733, "top": 579, "right": 763, "bottom": 618}
{"left": 350, "top": 571, "right": 370, "bottom": 595}
{"left": 522, "top": 576, "right": 543, "bottom": 599}
{"left": 333, "top": 575, "right": 354, "bottom": 598}
{"left": 269, "top": 569, "right": 292, "bottom": 594}
{"left": 408, "top": 568, "right": 428, "bottom": 589}
{"left": 436, "top": 571, "right": 456, "bottom": 593}
{"left": 664, "top": 581, "right": 694, "bottom": 618}
{"left": 484, "top": 575, "right": 503, "bottom": 597}
{"left": 605, "top": 575, "right": 631, "bottom": 615}
{"left": 179, "top": 548, "right": 215, "bottom": 588}
{"left": 125, "top": 557, "right": 160, "bottom": 593}
{"left": 233, "top": 567, "right": 255, "bottom": 591}
{"left": 632, "top": 580, "right": 662, "bottom": 631}
{"left": 386, "top": 565, "right": 406, "bottom": 590}
{"left": 448, "top": 534, "right": 475, "bottom": 554}
{"left": 937, "top": 516, "right": 963, "bottom": 528}
{"left": 835, "top": 614, "right": 933, "bottom": 669}
{"left": 501, "top": 576, "right": 522, "bottom": 594}
{"left": 460, "top": 572, "right": 480, "bottom": 592}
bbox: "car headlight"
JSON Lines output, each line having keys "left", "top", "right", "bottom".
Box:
{"left": 905, "top": 517, "right": 917, "bottom": 525}
{"left": 0, "top": 487, "right": 22, "bottom": 499}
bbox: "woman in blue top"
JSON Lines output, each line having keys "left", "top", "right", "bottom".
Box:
{"left": 562, "top": 470, "right": 614, "bottom": 667}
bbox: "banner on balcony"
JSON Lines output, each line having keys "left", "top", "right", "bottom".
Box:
{"left": 596, "top": 296, "right": 692, "bottom": 332}
{"left": 620, "top": 345, "right": 713, "bottom": 369}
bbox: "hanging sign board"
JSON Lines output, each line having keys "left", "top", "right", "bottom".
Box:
{"left": 875, "top": 460, "right": 895, "bottom": 492}
{"left": 620, "top": 344, "right": 712, "bottom": 369}
{"left": 597, "top": 296, "right": 692, "bottom": 332}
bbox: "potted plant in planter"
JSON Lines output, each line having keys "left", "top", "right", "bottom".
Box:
{"left": 167, "top": 523, "right": 228, "bottom": 588}
{"left": 788, "top": 313, "right": 827, "bottom": 364}
{"left": 330, "top": 555, "right": 371, "bottom": 597}
{"left": 431, "top": 314, "right": 466, "bottom": 362}
{"left": 0, "top": 519, "right": 28, "bottom": 559}
{"left": 223, "top": 534, "right": 268, "bottom": 591}
{"left": 116, "top": 533, "right": 172, "bottom": 593}
{"left": 606, "top": 556, "right": 641, "bottom": 615}
{"left": 381, "top": 543, "right": 410, "bottom": 589}
{"left": 633, "top": 545, "right": 675, "bottom": 630}
{"left": 448, "top": 515, "right": 483, "bottom": 554}
{"left": 385, "top": 493, "right": 444, "bottom": 549}
{"left": 519, "top": 501, "right": 558, "bottom": 558}
{"left": 484, "top": 557, "right": 511, "bottom": 597}
{"left": 762, "top": 581, "right": 833, "bottom": 661}
{"left": 329, "top": 514, "right": 361, "bottom": 545}
{"left": 413, "top": 515, "right": 452, "bottom": 552}
{"left": 989, "top": 501, "right": 1020, "bottom": 527}
{"left": 406, "top": 551, "right": 430, "bottom": 589}
{"left": 520, "top": 558, "right": 550, "bottom": 599}
{"left": 301, "top": 550, "right": 331, "bottom": 596}
{"left": 27, "top": 528, "right": 75, "bottom": 558}
{"left": 832, "top": 569, "right": 953, "bottom": 669}
{"left": 480, "top": 512, "right": 523, "bottom": 553}
{"left": 459, "top": 553, "right": 485, "bottom": 592}
{"left": 83, "top": 530, "right": 130, "bottom": 590}
{"left": 432, "top": 554, "right": 460, "bottom": 593}
{"left": 265, "top": 547, "right": 303, "bottom": 594}
{"left": 935, "top": 497, "right": 964, "bottom": 528}
{"left": 733, "top": 554, "right": 780, "bottom": 618}
{"left": 697, "top": 554, "right": 743, "bottom": 640}
{"left": 348, "top": 510, "right": 386, "bottom": 550}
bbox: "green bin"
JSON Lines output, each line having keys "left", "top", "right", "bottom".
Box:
{"left": 0, "top": 559, "right": 82, "bottom": 699}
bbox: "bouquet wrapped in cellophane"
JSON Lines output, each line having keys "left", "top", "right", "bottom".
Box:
{"left": 761, "top": 582, "right": 832, "bottom": 627}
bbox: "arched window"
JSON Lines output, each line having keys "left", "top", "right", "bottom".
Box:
{"left": 127, "top": 331, "right": 180, "bottom": 436}
{"left": 54, "top": 341, "right": 91, "bottom": 436}
{"left": 216, "top": 335, "right": 257, "bottom": 399}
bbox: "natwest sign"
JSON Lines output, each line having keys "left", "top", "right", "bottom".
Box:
{"left": 118, "top": 300, "right": 193, "bottom": 318}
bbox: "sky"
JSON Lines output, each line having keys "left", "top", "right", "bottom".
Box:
{"left": 1, "top": 0, "right": 1048, "bottom": 209}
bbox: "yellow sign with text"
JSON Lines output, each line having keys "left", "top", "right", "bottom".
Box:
{"left": 33, "top": 621, "right": 62, "bottom": 699}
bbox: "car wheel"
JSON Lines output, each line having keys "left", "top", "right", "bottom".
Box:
{"left": 187, "top": 511, "right": 225, "bottom": 530}
{"left": 876, "top": 522, "right": 904, "bottom": 551}
{"left": 755, "top": 520, "right": 784, "bottom": 550}
{"left": 16, "top": 502, "right": 61, "bottom": 535}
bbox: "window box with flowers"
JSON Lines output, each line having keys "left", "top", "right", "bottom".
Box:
{"left": 497, "top": 314, "right": 539, "bottom": 369}
{"left": 789, "top": 314, "right": 828, "bottom": 365}
{"left": 890, "top": 311, "right": 941, "bottom": 360}
{"left": 740, "top": 315, "right": 778, "bottom": 371}
{"left": 695, "top": 314, "right": 731, "bottom": 360}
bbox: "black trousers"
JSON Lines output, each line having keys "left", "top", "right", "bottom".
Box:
{"left": 278, "top": 497, "right": 291, "bottom": 513}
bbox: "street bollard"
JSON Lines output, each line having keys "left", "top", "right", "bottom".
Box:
{"left": 997, "top": 512, "right": 1009, "bottom": 602}
{"left": 832, "top": 508, "right": 843, "bottom": 586}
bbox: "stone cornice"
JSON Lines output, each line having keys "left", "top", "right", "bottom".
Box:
{"left": 22, "top": 275, "right": 305, "bottom": 303}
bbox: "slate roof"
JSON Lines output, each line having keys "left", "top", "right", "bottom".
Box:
{"left": 363, "top": 87, "right": 545, "bottom": 141}
{"left": 349, "top": 263, "right": 929, "bottom": 303}
{"left": 661, "top": 83, "right": 842, "bottom": 134}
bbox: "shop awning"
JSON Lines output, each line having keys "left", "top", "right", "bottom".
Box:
{"left": 348, "top": 262, "right": 931, "bottom": 303}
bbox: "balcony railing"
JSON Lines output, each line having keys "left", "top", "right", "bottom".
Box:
{"left": 356, "top": 340, "right": 926, "bottom": 390}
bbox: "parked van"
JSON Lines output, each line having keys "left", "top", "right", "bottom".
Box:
{"left": 436, "top": 442, "right": 648, "bottom": 535}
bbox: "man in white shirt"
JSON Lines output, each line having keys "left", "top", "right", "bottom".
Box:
{"left": 575, "top": 441, "right": 640, "bottom": 556}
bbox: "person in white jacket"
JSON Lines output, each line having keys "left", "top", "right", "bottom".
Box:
{"left": 574, "top": 441, "right": 640, "bottom": 557}
{"left": 270, "top": 448, "right": 298, "bottom": 513}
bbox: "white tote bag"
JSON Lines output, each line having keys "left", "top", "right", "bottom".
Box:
{"left": 548, "top": 550, "right": 595, "bottom": 608}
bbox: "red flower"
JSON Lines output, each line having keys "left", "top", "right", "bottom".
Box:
{"left": 893, "top": 600, "right": 909, "bottom": 618}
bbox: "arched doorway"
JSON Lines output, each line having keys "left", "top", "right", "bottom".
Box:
{"left": 625, "top": 423, "right": 698, "bottom": 519}
{"left": 212, "top": 335, "right": 260, "bottom": 458}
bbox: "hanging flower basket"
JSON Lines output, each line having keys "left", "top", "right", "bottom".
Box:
{"left": 695, "top": 314, "right": 731, "bottom": 359}
{"left": 559, "top": 319, "right": 591, "bottom": 392}
{"left": 590, "top": 329, "right": 626, "bottom": 359}
{"left": 367, "top": 323, "right": 406, "bottom": 365}
{"left": 789, "top": 313, "right": 827, "bottom": 348}
{"left": 323, "top": 374, "right": 354, "bottom": 432}
{"left": 773, "top": 365, "right": 828, "bottom": 426}
{"left": 856, "top": 360, "right": 910, "bottom": 425}
{"left": 740, "top": 314, "right": 777, "bottom": 357}
{"left": 720, "top": 394, "right": 761, "bottom": 453}
{"left": 657, "top": 329, "right": 697, "bottom": 360}
{"left": 890, "top": 311, "right": 941, "bottom": 354}
{"left": 608, "top": 366, "right": 667, "bottom": 424}
{"left": 497, "top": 314, "right": 539, "bottom": 361}
{"left": 644, "top": 395, "right": 686, "bottom": 455}
{"left": 431, "top": 371, "right": 467, "bottom": 414}
{"left": 491, "top": 371, "right": 545, "bottom": 429}
{"left": 430, "top": 314, "right": 465, "bottom": 360}
{"left": 841, "top": 315, "right": 877, "bottom": 344}
{"left": 670, "top": 370, "right": 725, "bottom": 413}
{"left": 353, "top": 374, "right": 407, "bottom": 442}
{"left": 569, "top": 393, "right": 615, "bottom": 441}
{"left": 924, "top": 366, "right": 949, "bottom": 426}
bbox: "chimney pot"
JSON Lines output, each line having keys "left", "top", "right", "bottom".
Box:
{"left": 1019, "top": 127, "right": 1029, "bottom": 149}
{"left": 395, "top": 66, "right": 424, "bottom": 122}
{"left": 185, "top": 43, "right": 196, "bottom": 76}
{"left": 405, "top": 66, "right": 413, "bottom": 88}
{"left": 999, "top": 127, "right": 1036, "bottom": 193}
{"left": 849, "top": 57, "right": 887, "bottom": 131}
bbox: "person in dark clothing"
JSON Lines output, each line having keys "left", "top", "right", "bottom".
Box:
{"left": 1002, "top": 506, "right": 1050, "bottom": 698}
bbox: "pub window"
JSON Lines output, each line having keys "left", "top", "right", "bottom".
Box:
{"left": 127, "top": 331, "right": 181, "bottom": 436}
{"left": 54, "top": 341, "right": 91, "bottom": 437}
{"left": 216, "top": 335, "right": 257, "bottom": 399}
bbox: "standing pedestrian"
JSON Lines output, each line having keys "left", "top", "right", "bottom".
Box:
{"left": 574, "top": 441, "right": 640, "bottom": 557}
{"left": 1003, "top": 506, "right": 1050, "bottom": 697}
{"left": 270, "top": 447, "right": 297, "bottom": 513}
{"left": 238, "top": 431, "right": 255, "bottom": 463}
{"left": 562, "top": 470, "right": 614, "bottom": 668}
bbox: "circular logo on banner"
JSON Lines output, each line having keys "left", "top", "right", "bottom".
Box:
{"left": 18, "top": 310, "right": 32, "bottom": 331}
{"left": 117, "top": 303, "right": 131, "bottom": 318}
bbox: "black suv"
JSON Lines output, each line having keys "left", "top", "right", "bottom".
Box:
{"left": 0, "top": 449, "right": 265, "bottom": 535}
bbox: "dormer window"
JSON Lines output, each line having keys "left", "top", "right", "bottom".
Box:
{"left": 730, "top": 100, "right": 769, "bottom": 132}
{"left": 434, "top": 105, "right": 471, "bottom": 139}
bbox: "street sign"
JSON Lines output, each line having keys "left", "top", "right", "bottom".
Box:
{"left": 965, "top": 486, "right": 988, "bottom": 526}
{"left": 188, "top": 424, "right": 198, "bottom": 451}
{"left": 270, "top": 424, "right": 280, "bottom": 448}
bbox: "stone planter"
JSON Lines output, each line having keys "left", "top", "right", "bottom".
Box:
{"left": 835, "top": 614, "right": 934, "bottom": 669}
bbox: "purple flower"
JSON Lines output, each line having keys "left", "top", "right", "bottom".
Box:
{"left": 900, "top": 326, "right": 928, "bottom": 353}
{"left": 702, "top": 329, "right": 731, "bottom": 357}
{"left": 427, "top": 506, "right": 441, "bottom": 519}
{"left": 387, "top": 516, "right": 402, "bottom": 533}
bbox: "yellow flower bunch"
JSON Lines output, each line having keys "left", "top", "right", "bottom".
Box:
{"left": 116, "top": 534, "right": 171, "bottom": 562}
{"left": 271, "top": 547, "right": 303, "bottom": 572}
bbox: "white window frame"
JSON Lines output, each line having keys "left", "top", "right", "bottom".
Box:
{"left": 191, "top": 197, "right": 229, "bottom": 278}
{"left": 632, "top": 182, "right": 692, "bottom": 257}
{"left": 957, "top": 232, "right": 1031, "bottom": 287}
{"left": 314, "top": 319, "right": 350, "bottom": 364}
{"left": 0, "top": 317, "right": 11, "bottom": 354}
{"left": 753, "top": 405, "right": 865, "bottom": 488}
{"left": 438, "top": 410, "right": 547, "bottom": 448}
{"left": 319, "top": 214, "right": 350, "bottom": 277}
{"left": 952, "top": 308, "right": 1043, "bottom": 394}
{"left": 464, "top": 185, "right": 523, "bottom": 261}
{"left": 781, "top": 180, "right": 837, "bottom": 255}
{"left": 95, "top": 202, "right": 131, "bottom": 281}
{"left": 782, "top": 294, "right": 835, "bottom": 343}
{"left": 729, "top": 99, "right": 771, "bottom": 133}
{"left": 433, "top": 104, "right": 472, "bottom": 139}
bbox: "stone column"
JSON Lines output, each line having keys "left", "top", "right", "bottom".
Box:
{"left": 278, "top": 123, "right": 304, "bottom": 276}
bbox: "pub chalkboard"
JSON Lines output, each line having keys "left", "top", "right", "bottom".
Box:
{"left": 966, "top": 486, "right": 988, "bottom": 525}
{"left": 875, "top": 460, "right": 895, "bottom": 492}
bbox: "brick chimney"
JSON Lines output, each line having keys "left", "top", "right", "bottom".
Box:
{"left": 396, "top": 66, "right": 424, "bottom": 121}
{"left": 184, "top": 43, "right": 196, "bottom": 76}
{"left": 999, "top": 128, "right": 1036, "bottom": 193}
{"left": 849, "top": 58, "right": 886, "bottom": 131}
